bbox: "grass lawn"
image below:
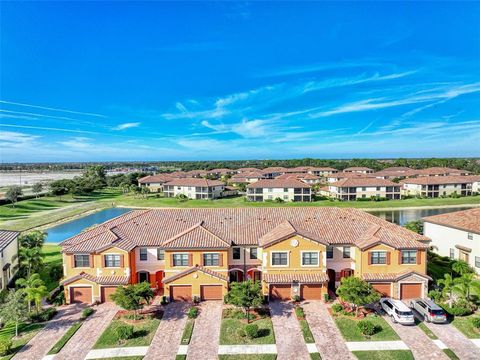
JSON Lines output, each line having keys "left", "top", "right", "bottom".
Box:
{"left": 218, "top": 356, "right": 277, "bottom": 360}
{"left": 443, "top": 349, "right": 460, "bottom": 360}
{"left": 47, "top": 321, "right": 83, "bottom": 354}
{"left": 417, "top": 321, "right": 438, "bottom": 340}
{"left": 353, "top": 350, "right": 414, "bottom": 360}
{"left": 93, "top": 316, "right": 161, "bottom": 349}
{"left": 220, "top": 317, "right": 275, "bottom": 345}
{"left": 181, "top": 318, "right": 195, "bottom": 345}
{"left": 451, "top": 316, "right": 480, "bottom": 339}
{"left": 299, "top": 318, "right": 315, "bottom": 343}
{"left": 90, "top": 358, "right": 144, "bottom": 360}
{"left": 0, "top": 323, "right": 46, "bottom": 360}
{"left": 310, "top": 353, "right": 321, "bottom": 360}
{"left": 334, "top": 315, "right": 400, "bottom": 341}
{"left": 40, "top": 244, "right": 62, "bottom": 291}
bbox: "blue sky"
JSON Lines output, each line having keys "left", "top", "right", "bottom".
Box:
{"left": 1, "top": 1, "right": 479, "bottom": 162}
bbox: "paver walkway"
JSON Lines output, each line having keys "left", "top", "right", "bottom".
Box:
{"left": 424, "top": 321, "right": 480, "bottom": 360}
{"left": 383, "top": 314, "right": 449, "bottom": 360}
{"left": 303, "top": 301, "right": 355, "bottom": 360}
{"left": 12, "top": 304, "right": 83, "bottom": 360}
{"left": 270, "top": 301, "right": 310, "bottom": 360}
{"left": 346, "top": 340, "right": 409, "bottom": 351}
{"left": 54, "top": 303, "right": 118, "bottom": 360}
{"left": 218, "top": 344, "right": 278, "bottom": 354}
{"left": 144, "top": 302, "right": 189, "bottom": 360}
{"left": 187, "top": 301, "right": 222, "bottom": 360}
{"left": 85, "top": 346, "right": 149, "bottom": 359}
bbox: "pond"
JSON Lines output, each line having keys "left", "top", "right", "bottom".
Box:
{"left": 46, "top": 207, "right": 133, "bottom": 244}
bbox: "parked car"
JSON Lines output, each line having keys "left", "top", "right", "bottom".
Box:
{"left": 409, "top": 298, "right": 447, "bottom": 323}
{"left": 379, "top": 298, "right": 415, "bottom": 325}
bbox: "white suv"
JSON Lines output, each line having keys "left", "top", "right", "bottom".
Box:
{"left": 380, "top": 298, "right": 415, "bottom": 325}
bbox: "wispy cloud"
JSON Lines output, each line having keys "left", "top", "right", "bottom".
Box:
{"left": 0, "top": 130, "right": 39, "bottom": 144}
{"left": 0, "top": 100, "right": 106, "bottom": 117}
{"left": 0, "top": 123, "right": 99, "bottom": 134}
{"left": 112, "top": 122, "right": 141, "bottom": 130}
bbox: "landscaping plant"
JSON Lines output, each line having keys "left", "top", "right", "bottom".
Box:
{"left": 110, "top": 282, "right": 154, "bottom": 320}
{"left": 336, "top": 277, "right": 381, "bottom": 317}
{"left": 114, "top": 324, "right": 134, "bottom": 342}
{"left": 187, "top": 306, "right": 199, "bottom": 319}
{"left": 357, "top": 319, "right": 381, "bottom": 336}
{"left": 0, "top": 290, "right": 28, "bottom": 337}
{"left": 82, "top": 307, "right": 95, "bottom": 319}
{"left": 0, "top": 339, "right": 13, "bottom": 357}
{"left": 245, "top": 323, "right": 259, "bottom": 339}
{"left": 226, "top": 280, "right": 263, "bottom": 323}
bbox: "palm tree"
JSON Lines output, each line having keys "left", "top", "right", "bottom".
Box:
{"left": 19, "top": 246, "right": 43, "bottom": 277}
{"left": 452, "top": 260, "right": 471, "bottom": 276}
{"left": 16, "top": 273, "right": 48, "bottom": 313}
{"left": 438, "top": 273, "right": 455, "bottom": 306}
{"left": 453, "top": 273, "right": 480, "bottom": 301}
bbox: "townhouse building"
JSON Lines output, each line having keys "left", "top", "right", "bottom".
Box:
{"left": 343, "top": 167, "right": 375, "bottom": 174}
{"left": 423, "top": 208, "right": 480, "bottom": 274}
{"left": 307, "top": 167, "right": 339, "bottom": 177}
{"left": 163, "top": 178, "right": 225, "bottom": 199}
{"left": 400, "top": 176, "right": 480, "bottom": 198}
{"left": 0, "top": 230, "right": 19, "bottom": 290}
{"left": 275, "top": 173, "right": 321, "bottom": 185}
{"left": 261, "top": 167, "right": 289, "bottom": 179}
{"left": 138, "top": 174, "right": 175, "bottom": 192}
{"left": 246, "top": 179, "right": 312, "bottom": 202}
{"left": 230, "top": 171, "right": 266, "bottom": 185}
{"left": 328, "top": 178, "right": 401, "bottom": 201}
{"left": 59, "top": 208, "right": 430, "bottom": 304}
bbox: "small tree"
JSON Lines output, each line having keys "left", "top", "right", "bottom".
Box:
{"left": 452, "top": 260, "right": 472, "bottom": 276}
{"left": 18, "top": 247, "right": 43, "bottom": 277}
{"left": 336, "top": 276, "right": 381, "bottom": 317}
{"left": 110, "top": 283, "right": 154, "bottom": 320}
{"left": 16, "top": 273, "right": 48, "bottom": 314}
{"left": 404, "top": 220, "right": 423, "bottom": 234}
{"left": 19, "top": 230, "right": 46, "bottom": 249}
{"left": 453, "top": 273, "right": 480, "bottom": 301}
{"left": 0, "top": 290, "right": 28, "bottom": 337}
{"left": 226, "top": 280, "right": 263, "bottom": 323}
{"left": 438, "top": 273, "right": 455, "bottom": 306}
{"left": 6, "top": 186, "right": 22, "bottom": 207}
{"left": 32, "top": 183, "right": 43, "bottom": 198}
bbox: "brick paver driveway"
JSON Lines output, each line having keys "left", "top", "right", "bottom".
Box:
{"left": 302, "top": 301, "right": 355, "bottom": 360}
{"left": 55, "top": 303, "right": 118, "bottom": 360}
{"left": 144, "top": 302, "right": 189, "bottom": 360}
{"left": 12, "top": 304, "right": 83, "bottom": 360}
{"left": 383, "top": 313, "right": 449, "bottom": 360}
{"left": 423, "top": 320, "right": 480, "bottom": 360}
{"left": 269, "top": 301, "right": 310, "bottom": 360}
{"left": 187, "top": 301, "right": 222, "bottom": 360}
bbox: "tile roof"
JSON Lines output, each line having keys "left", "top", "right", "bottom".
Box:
{"left": 263, "top": 273, "right": 329, "bottom": 283}
{"left": 343, "top": 167, "right": 374, "bottom": 171}
{"left": 262, "top": 167, "right": 288, "bottom": 173}
{"left": 275, "top": 173, "right": 319, "bottom": 180}
{"left": 60, "top": 207, "right": 429, "bottom": 253}
{"left": 60, "top": 271, "right": 130, "bottom": 285}
{"left": 330, "top": 178, "right": 400, "bottom": 188}
{"left": 162, "top": 265, "right": 228, "bottom": 283}
{"left": 401, "top": 175, "right": 480, "bottom": 185}
{"left": 423, "top": 208, "right": 480, "bottom": 234}
{"left": 237, "top": 167, "right": 260, "bottom": 172}
{"left": 381, "top": 167, "right": 412, "bottom": 172}
{"left": 163, "top": 222, "right": 231, "bottom": 248}
{"left": 138, "top": 174, "right": 174, "bottom": 184}
{"left": 247, "top": 179, "right": 311, "bottom": 189}
{"left": 362, "top": 270, "right": 431, "bottom": 282}
{"left": 0, "top": 230, "right": 19, "bottom": 252}
{"left": 259, "top": 220, "right": 328, "bottom": 247}
{"left": 164, "top": 178, "right": 224, "bottom": 187}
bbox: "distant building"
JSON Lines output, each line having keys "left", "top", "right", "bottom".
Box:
{"left": 163, "top": 178, "right": 225, "bottom": 199}
{"left": 275, "top": 173, "right": 321, "bottom": 185}
{"left": 230, "top": 171, "right": 266, "bottom": 185}
{"left": 400, "top": 176, "right": 480, "bottom": 198}
{"left": 138, "top": 174, "right": 175, "bottom": 192}
{"left": 343, "top": 167, "right": 374, "bottom": 174}
{"left": 328, "top": 178, "right": 401, "bottom": 201}
{"left": 0, "top": 230, "right": 19, "bottom": 290}
{"left": 246, "top": 179, "right": 312, "bottom": 202}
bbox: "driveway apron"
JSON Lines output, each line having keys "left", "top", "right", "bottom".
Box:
{"left": 54, "top": 303, "right": 118, "bottom": 360}
{"left": 12, "top": 304, "right": 83, "bottom": 360}
{"left": 302, "top": 301, "right": 355, "bottom": 360}
{"left": 144, "top": 302, "right": 189, "bottom": 360}
{"left": 269, "top": 301, "right": 310, "bottom": 360}
{"left": 186, "top": 301, "right": 222, "bottom": 360}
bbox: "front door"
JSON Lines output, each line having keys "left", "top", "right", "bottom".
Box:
{"left": 138, "top": 271, "right": 149, "bottom": 283}
{"left": 327, "top": 269, "right": 336, "bottom": 292}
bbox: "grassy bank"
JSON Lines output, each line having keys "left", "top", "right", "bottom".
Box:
{"left": 41, "top": 244, "right": 62, "bottom": 291}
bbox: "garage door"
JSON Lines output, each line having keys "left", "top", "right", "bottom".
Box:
{"left": 301, "top": 284, "right": 322, "bottom": 300}
{"left": 101, "top": 286, "right": 118, "bottom": 303}
{"left": 269, "top": 284, "right": 291, "bottom": 300}
{"left": 400, "top": 283, "right": 422, "bottom": 299}
{"left": 70, "top": 287, "right": 92, "bottom": 304}
{"left": 200, "top": 285, "right": 223, "bottom": 300}
{"left": 371, "top": 283, "right": 392, "bottom": 297}
{"left": 170, "top": 285, "right": 192, "bottom": 301}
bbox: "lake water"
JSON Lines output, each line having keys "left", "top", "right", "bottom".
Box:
{"left": 46, "top": 207, "right": 133, "bottom": 244}
{"left": 45, "top": 205, "right": 476, "bottom": 244}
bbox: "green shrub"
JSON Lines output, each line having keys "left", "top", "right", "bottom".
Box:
{"left": 237, "top": 328, "right": 246, "bottom": 337}
{"left": 81, "top": 307, "right": 94, "bottom": 319}
{"left": 428, "top": 289, "right": 444, "bottom": 303}
{"left": 115, "top": 324, "right": 134, "bottom": 341}
{"left": 441, "top": 299, "right": 476, "bottom": 316}
{"left": 293, "top": 295, "right": 301, "bottom": 302}
{"left": 472, "top": 317, "right": 480, "bottom": 329}
{"left": 187, "top": 306, "right": 199, "bottom": 319}
{"left": 357, "top": 320, "right": 381, "bottom": 336}
{"left": 245, "top": 324, "right": 259, "bottom": 339}
{"left": 295, "top": 306, "right": 305, "bottom": 318}
{"left": 323, "top": 294, "right": 330, "bottom": 302}
{"left": 332, "top": 303, "right": 343, "bottom": 313}
{"left": 161, "top": 296, "right": 168, "bottom": 305}
{"left": 30, "top": 307, "right": 58, "bottom": 322}
{"left": 0, "top": 339, "right": 12, "bottom": 356}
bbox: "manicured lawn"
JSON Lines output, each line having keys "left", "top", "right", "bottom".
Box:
{"left": 40, "top": 244, "right": 63, "bottom": 291}
{"left": 220, "top": 317, "right": 275, "bottom": 345}
{"left": 0, "top": 323, "right": 46, "bottom": 360}
{"left": 443, "top": 349, "right": 460, "bottom": 360}
{"left": 310, "top": 353, "right": 321, "bottom": 360}
{"left": 90, "top": 357, "right": 144, "bottom": 360}
{"left": 93, "top": 316, "right": 161, "bottom": 349}
{"left": 218, "top": 356, "right": 277, "bottom": 360}
{"left": 181, "top": 318, "right": 195, "bottom": 345}
{"left": 334, "top": 315, "right": 400, "bottom": 341}
{"left": 353, "top": 350, "right": 414, "bottom": 360}
{"left": 299, "top": 318, "right": 315, "bottom": 343}
{"left": 47, "top": 321, "right": 83, "bottom": 354}
{"left": 417, "top": 321, "right": 438, "bottom": 340}
{"left": 451, "top": 316, "right": 480, "bottom": 338}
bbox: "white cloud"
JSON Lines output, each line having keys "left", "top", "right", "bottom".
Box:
{"left": 112, "top": 122, "right": 141, "bottom": 130}
{"left": 0, "top": 100, "right": 106, "bottom": 117}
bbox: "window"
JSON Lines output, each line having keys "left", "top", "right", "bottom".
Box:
{"left": 475, "top": 256, "right": 480, "bottom": 268}
{"left": 401, "top": 250, "right": 417, "bottom": 264}
{"left": 283, "top": 195, "right": 288, "bottom": 200}
{"left": 157, "top": 248, "right": 164, "bottom": 261}
{"left": 326, "top": 246, "right": 333, "bottom": 259}
{"left": 268, "top": 188, "right": 273, "bottom": 192}
{"left": 203, "top": 253, "right": 219, "bottom": 266}
{"left": 74, "top": 254, "right": 90, "bottom": 267}
{"left": 370, "top": 251, "right": 386, "bottom": 265}
{"left": 343, "top": 246, "right": 351, "bottom": 259}
{"left": 376, "top": 187, "right": 381, "bottom": 191}
{"left": 284, "top": 188, "right": 288, "bottom": 192}
{"left": 468, "top": 233, "right": 473, "bottom": 240}
{"left": 271, "top": 252, "right": 288, "bottom": 266}
{"left": 450, "top": 248, "right": 455, "bottom": 259}
{"left": 140, "top": 248, "right": 148, "bottom": 261}
{"left": 362, "top": 187, "right": 366, "bottom": 191}
{"left": 104, "top": 254, "right": 120, "bottom": 267}
{"left": 250, "top": 247, "right": 258, "bottom": 260}
{"left": 302, "top": 252, "right": 318, "bottom": 266}
{"left": 233, "top": 247, "right": 241, "bottom": 260}
{"left": 173, "top": 254, "right": 189, "bottom": 267}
